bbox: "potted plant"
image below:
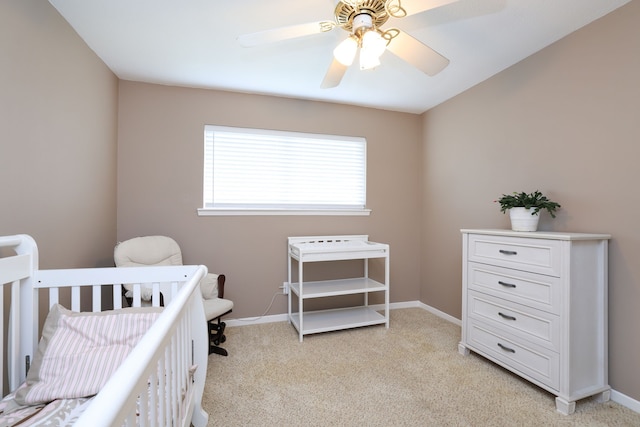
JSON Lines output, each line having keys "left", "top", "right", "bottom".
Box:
{"left": 496, "top": 190, "right": 561, "bottom": 231}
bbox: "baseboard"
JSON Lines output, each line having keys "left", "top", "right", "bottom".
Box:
{"left": 224, "top": 301, "right": 639, "bottom": 414}
{"left": 611, "top": 389, "right": 640, "bottom": 413}
{"left": 225, "top": 313, "right": 288, "bottom": 327}
{"left": 225, "top": 301, "right": 458, "bottom": 328}
{"left": 415, "top": 301, "right": 462, "bottom": 326}
{"left": 225, "top": 301, "right": 418, "bottom": 327}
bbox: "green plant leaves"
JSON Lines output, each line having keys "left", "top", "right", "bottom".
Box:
{"left": 496, "top": 190, "right": 561, "bottom": 217}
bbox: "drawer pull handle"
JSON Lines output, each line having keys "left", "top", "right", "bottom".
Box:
{"left": 498, "top": 312, "right": 517, "bottom": 321}
{"left": 499, "top": 249, "right": 518, "bottom": 255}
{"left": 497, "top": 343, "right": 516, "bottom": 353}
{"left": 498, "top": 281, "right": 516, "bottom": 288}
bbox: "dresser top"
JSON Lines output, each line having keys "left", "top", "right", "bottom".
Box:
{"left": 461, "top": 229, "right": 611, "bottom": 240}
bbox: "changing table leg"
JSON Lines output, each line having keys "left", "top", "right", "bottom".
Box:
{"left": 298, "top": 260, "right": 304, "bottom": 342}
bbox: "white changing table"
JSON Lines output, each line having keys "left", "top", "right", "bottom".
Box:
{"left": 287, "top": 235, "right": 390, "bottom": 342}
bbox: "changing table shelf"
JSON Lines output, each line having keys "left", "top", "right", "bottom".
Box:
{"left": 289, "top": 306, "right": 386, "bottom": 336}
{"left": 287, "top": 235, "right": 390, "bottom": 342}
{"left": 289, "top": 277, "right": 386, "bottom": 298}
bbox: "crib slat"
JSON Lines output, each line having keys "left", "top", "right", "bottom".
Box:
{"left": 177, "top": 324, "right": 184, "bottom": 418}
{"left": 71, "top": 286, "right": 80, "bottom": 312}
{"left": 139, "top": 383, "right": 149, "bottom": 427}
{"left": 170, "top": 340, "right": 178, "bottom": 424}
{"left": 180, "top": 318, "right": 188, "bottom": 411}
{"left": 151, "top": 283, "right": 160, "bottom": 308}
{"left": 171, "top": 281, "right": 179, "bottom": 299}
{"left": 148, "top": 370, "right": 158, "bottom": 427}
{"left": 166, "top": 349, "right": 173, "bottom": 426}
{"left": 159, "top": 357, "right": 166, "bottom": 427}
{"left": 49, "top": 288, "right": 59, "bottom": 306}
{"left": 92, "top": 285, "right": 101, "bottom": 312}
{"left": 124, "top": 412, "right": 136, "bottom": 426}
{"left": 132, "top": 285, "right": 142, "bottom": 307}
{"left": 113, "top": 284, "right": 123, "bottom": 309}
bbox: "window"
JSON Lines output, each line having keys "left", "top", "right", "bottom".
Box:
{"left": 199, "top": 125, "right": 369, "bottom": 216}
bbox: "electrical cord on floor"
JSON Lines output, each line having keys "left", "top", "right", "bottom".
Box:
{"left": 234, "top": 290, "right": 286, "bottom": 322}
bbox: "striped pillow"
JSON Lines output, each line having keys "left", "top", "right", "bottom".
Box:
{"left": 15, "top": 304, "right": 162, "bottom": 405}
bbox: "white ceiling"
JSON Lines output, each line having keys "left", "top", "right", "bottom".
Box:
{"left": 49, "top": 0, "right": 630, "bottom": 114}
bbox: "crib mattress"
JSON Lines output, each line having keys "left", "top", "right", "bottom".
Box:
{"left": 0, "top": 391, "right": 93, "bottom": 427}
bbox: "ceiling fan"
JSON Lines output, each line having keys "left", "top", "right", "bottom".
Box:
{"left": 237, "top": 0, "right": 458, "bottom": 88}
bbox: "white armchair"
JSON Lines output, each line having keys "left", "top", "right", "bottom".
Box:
{"left": 114, "top": 235, "right": 233, "bottom": 356}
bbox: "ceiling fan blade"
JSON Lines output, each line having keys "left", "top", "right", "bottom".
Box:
{"left": 386, "top": 30, "right": 449, "bottom": 76}
{"left": 398, "top": 0, "right": 459, "bottom": 17}
{"left": 320, "top": 58, "right": 349, "bottom": 89}
{"left": 238, "top": 21, "right": 334, "bottom": 47}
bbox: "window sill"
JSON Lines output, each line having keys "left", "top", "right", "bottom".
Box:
{"left": 197, "top": 208, "right": 372, "bottom": 216}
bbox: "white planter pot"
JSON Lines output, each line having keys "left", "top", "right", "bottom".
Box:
{"left": 509, "top": 207, "right": 540, "bottom": 231}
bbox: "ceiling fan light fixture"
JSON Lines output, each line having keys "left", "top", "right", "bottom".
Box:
{"left": 359, "top": 50, "right": 381, "bottom": 70}
{"left": 333, "top": 36, "right": 358, "bottom": 66}
{"left": 359, "top": 29, "right": 385, "bottom": 70}
{"left": 361, "top": 29, "right": 386, "bottom": 57}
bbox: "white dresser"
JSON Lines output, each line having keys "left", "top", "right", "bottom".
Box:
{"left": 458, "top": 229, "right": 611, "bottom": 415}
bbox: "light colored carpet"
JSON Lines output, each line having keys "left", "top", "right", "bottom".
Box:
{"left": 202, "top": 308, "right": 640, "bottom": 426}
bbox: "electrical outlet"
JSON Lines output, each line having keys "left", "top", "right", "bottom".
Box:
{"left": 280, "top": 281, "right": 289, "bottom": 295}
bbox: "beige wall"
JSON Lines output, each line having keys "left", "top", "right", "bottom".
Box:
{"left": 3, "top": 0, "right": 639, "bottom": 406}
{"left": 0, "top": 0, "right": 118, "bottom": 268}
{"left": 116, "top": 83, "right": 423, "bottom": 318}
{"left": 421, "top": 1, "right": 640, "bottom": 401}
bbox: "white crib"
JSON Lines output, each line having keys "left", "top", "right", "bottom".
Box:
{"left": 0, "top": 234, "right": 210, "bottom": 426}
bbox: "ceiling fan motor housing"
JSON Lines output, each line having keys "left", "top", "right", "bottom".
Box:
{"left": 353, "top": 14, "right": 373, "bottom": 35}
{"left": 335, "top": 0, "right": 389, "bottom": 33}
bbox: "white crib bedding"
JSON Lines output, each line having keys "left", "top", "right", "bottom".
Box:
{"left": 0, "top": 391, "right": 93, "bottom": 427}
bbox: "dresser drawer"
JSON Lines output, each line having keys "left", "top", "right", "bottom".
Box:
{"left": 467, "top": 262, "right": 561, "bottom": 314}
{"left": 467, "top": 321, "right": 559, "bottom": 390}
{"left": 467, "top": 290, "right": 559, "bottom": 350}
{"left": 467, "top": 234, "right": 562, "bottom": 276}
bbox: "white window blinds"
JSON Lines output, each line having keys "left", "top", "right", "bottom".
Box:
{"left": 203, "top": 125, "right": 367, "bottom": 211}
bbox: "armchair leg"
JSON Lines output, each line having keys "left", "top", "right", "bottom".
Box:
{"left": 209, "top": 344, "right": 228, "bottom": 357}
{"left": 208, "top": 318, "right": 228, "bottom": 356}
